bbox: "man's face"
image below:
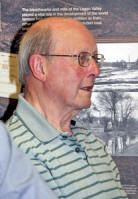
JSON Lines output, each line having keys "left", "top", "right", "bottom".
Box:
{"left": 44, "top": 22, "right": 100, "bottom": 112}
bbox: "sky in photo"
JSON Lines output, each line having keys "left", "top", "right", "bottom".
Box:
{"left": 98, "top": 43, "right": 138, "bottom": 62}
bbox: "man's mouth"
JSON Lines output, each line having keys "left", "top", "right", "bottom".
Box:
{"left": 80, "top": 85, "right": 93, "bottom": 92}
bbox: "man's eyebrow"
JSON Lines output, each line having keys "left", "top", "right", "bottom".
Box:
{"left": 93, "top": 50, "right": 98, "bottom": 54}
{"left": 84, "top": 48, "right": 98, "bottom": 54}
{"left": 78, "top": 49, "right": 97, "bottom": 54}
{"left": 93, "top": 49, "right": 98, "bottom": 54}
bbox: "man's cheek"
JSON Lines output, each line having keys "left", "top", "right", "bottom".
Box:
{"left": 76, "top": 68, "right": 86, "bottom": 80}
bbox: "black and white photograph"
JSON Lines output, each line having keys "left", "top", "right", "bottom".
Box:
{"left": 77, "top": 91, "right": 138, "bottom": 156}
{"left": 76, "top": 42, "right": 138, "bottom": 157}
{"left": 96, "top": 43, "right": 138, "bottom": 92}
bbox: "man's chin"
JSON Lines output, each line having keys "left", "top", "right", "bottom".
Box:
{"left": 83, "top": 103, "right": 91, "bottom": 109}
{"left": 77, "top": 101, "right": 91, "bottom": 110}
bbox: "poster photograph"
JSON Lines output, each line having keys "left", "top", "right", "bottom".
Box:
{"left": 0, "top": 0, "right": 138, "bottom": 198}
{"left": 77, "top": 42, "right": 138, "bottom": 198}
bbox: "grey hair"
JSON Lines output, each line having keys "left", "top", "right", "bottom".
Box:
{"left": 18, "top": 24, "right": 53, "bottom": 86}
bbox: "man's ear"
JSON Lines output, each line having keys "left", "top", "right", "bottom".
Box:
{"left": 29, "top": 54, "right": 47, "bottom": 82}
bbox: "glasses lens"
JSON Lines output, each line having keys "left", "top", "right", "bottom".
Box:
{"left": 78, "top": 52, "right": 104, "bottom": 67}
{"left": 78, "top": 52, "right": 91, "bottom": 67}
{"left": 93, "top": 54, "right": 104, "bottom": 67}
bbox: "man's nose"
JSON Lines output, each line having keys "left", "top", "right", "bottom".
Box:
{"left": 88, "top": 59, "right": 100, "bottom": 77}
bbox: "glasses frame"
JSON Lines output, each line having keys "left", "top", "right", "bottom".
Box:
{"left": 40, "top": 52, "right": 105, "bottom": 68}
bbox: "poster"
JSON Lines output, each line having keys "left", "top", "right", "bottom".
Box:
{"left": 0, "top": 0, "right": 138, "bottom": 54}
{"left": 0, "top": 0, "right": 138, "bottom": 198}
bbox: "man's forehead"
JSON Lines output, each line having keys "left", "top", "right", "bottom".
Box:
{"left": 53, "top": 27, "right": 96, "bottom": 53}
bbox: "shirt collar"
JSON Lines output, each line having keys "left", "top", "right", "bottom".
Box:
{"left": 16, "top": 94, "right": 79, "bottom": 143}
{"left": 16, "top": 94, "right": 60, "bottom": 143}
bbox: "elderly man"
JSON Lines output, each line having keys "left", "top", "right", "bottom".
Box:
{"left": 0, "top": 122, "right": 57, "bottom": 199}
{"left": 7, "top": 17, "right": 128, "bottom": 198}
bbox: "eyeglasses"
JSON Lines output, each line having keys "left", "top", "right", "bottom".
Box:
{"left": 40, "top": 52, "right": 105, "bottom": 68}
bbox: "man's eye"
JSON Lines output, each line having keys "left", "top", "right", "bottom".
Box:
{"left": 79, "top": 55, "right": 86, "bottom": 65}
{"left": 80, "top": 55, "right": 85, "bottom": 61}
